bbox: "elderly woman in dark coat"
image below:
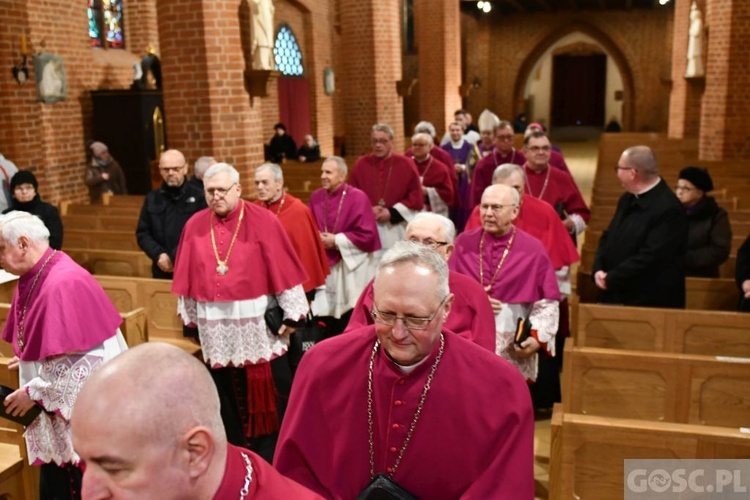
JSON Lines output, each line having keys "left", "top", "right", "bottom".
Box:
{"left": 3, "top": 170, "right": 63, "bottom": 249}
{"left": 674, "top": 166, "right": 732, "bottom": 277}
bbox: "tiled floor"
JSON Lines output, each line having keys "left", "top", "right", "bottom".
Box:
{"left": 533, "top": 139, "right": 599, "bottom": 499}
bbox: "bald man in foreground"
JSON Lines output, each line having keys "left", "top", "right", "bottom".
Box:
{"left": 71, "top": 343, "right": 322, "bottom": 499}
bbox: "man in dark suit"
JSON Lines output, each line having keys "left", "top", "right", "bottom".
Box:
{"left": 593, "top": 145, "right": 688, "bottom": 308}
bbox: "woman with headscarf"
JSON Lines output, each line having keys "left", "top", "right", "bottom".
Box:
{"left": 3, "top": 170, "right": 63, "bottom": 249}
{"left": 675, "top": 166, "right": 732, "bottom": 277}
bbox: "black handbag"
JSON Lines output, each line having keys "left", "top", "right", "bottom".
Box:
{"left": 264, "top": 303, "right": 284, "bottom": 336}
{"left": 287, "top": 316, "right": 325, "bottom": 370}
{"left": 356, "top": 474, "right": 418, "bottom": 500}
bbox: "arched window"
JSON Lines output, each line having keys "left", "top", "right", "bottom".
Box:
{"left": 273, "top": 25, "right": 303, "bottom": 77}
{"left": 88, "top": 0, "right": 125, "bottom": 49}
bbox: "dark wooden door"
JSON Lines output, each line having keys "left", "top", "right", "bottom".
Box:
{"left": 551, "top": 54, "right": 606, "bottom": 127}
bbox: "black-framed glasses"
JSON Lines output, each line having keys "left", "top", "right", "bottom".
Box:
{"left": 408, "top": 237, "right": 448, "bottom": 249}
{"left": 527, "top": 146, "right": 551, "bottom": 152}
{"left": 370, "top": 295, "right": 449, "bottom": 331}
{"left": 206, "top": 183, "right": 236, "bottom": 198}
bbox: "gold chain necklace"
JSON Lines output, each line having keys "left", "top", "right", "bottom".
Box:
{"left": 367, "top": 334, "right": 444, "bottom": 479}
{"left": 17, "top": 249, "right": 57, "bottom": 352}
{"left": 210, "top": 201, "right": 245, "bottom": 276}
{"left": 376, "top": 157, "right": 394, "bottom": 207}
{"left": 524, "top": 163, "right": 551, "bottom": 200}
{"left": 479, "top": 227, "right": 516, "bottom": 290}
{"left": 323, "top": 186, "right": 348, "bottom": 233}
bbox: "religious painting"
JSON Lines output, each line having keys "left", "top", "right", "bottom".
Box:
{"left": 34, "top": 53, "right": 67, "bottom": 104}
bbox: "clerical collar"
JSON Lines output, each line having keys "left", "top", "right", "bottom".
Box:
{"left": 266, "top": 191, "right": 283, "bottom": 206}
{"left": 386, "top": 351, "right": 431, "bottom": 374}
{"left": 327, "top": 183, "right": 346, "bottom": 196}
{"left": 450, "top": 138, "right": 466, "bottom": 149}
{"left": 633, "top": 177, "right": 661, "bottom": 197}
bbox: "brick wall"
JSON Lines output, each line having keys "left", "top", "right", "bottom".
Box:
{"left": 0, "top": 0, "right": 156, "bottom": 204}
{"left": 668, "top": 0, "right": 704, "bottom": 140}
{"left": 462, "top": 8, "right": 674, "bottom": 133}
{"left": 699, "top": 0, "right": 750, "bottom": 160}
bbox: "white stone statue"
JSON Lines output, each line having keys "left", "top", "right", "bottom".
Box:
{"left": 685, "top": 2, "right": 705, "bottom": 78}
{"left": 251, "top": 0, "right": 275, "bottom": 70}
{"left": 40, "top": 59, "right": 64, "bottom": 98}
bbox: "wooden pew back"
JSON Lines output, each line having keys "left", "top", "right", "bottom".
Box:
{"left": 562, "top": 340, "right": 750, "bottom": 427}
{"left": 572, "top": 302, "right": 750, "bottom": 356}
{"left": 65, "top": 248, "right": 152, "bottom": 277}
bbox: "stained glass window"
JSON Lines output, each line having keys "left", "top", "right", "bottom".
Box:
{"left": 88, "top": 0, "right": 125, "bottom": 49}
{"left": 274, "top": 26, "right": 303, "bottom": 77}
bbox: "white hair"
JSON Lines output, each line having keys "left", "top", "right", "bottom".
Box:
{"left": 324, "top": 156, "right": 348, "bottom": 176}
{"left": 255, "top": 163, "right": 283, "bottom": 182}
{"left": 193, "top": 156, "right": 216, "bottom": 179}
{"left": 376, "top": 241, "right": 449, "bottom": 300}
{"left": 0, "top": 211, "right": 50, "bottom": 245}
{"left": 414, "top": 121, "right": 437, "bottom": 138}
{"left": 411, "top": 132, "right": 433, "bottom": 146}
{"left": 204, "top": 162, "right": 240, "bottom": 184}
{"left": 407, "top": 212, "right": 456, "bottom": 244}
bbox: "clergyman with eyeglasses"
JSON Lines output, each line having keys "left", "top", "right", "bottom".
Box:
{"left": 449, "top": 184, "right": 561, "bottom": 382}
{"left": 171, "top": 162, "right": 309, "bottom": 462}
{"left": 136, "top": 149, "right": 206, "bottom": 279}
{"left": 347, "top": 212, "right": 496, "bottom": 352}
{"left": 593, "top": 145, "right": 688, "bottom": 308}
{"left": 276, "top": 241, "right": 534, "bottom": 499}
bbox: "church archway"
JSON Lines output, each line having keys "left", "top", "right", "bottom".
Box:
{"left": 513, "top": 22, "right": 635, "bottom": 132}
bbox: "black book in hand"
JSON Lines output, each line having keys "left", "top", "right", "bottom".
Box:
{"left": 0, "top": 385, "right": 42, "bottom": 427}
{"left": 515, "top": 316, "right": 532, "bottom": 346}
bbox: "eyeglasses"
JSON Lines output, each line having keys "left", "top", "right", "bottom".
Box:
{"left": 675, "top": 185, "right": 696, "bottom": 192}
{"left": 205, "top": 184, "right": 236, "bottom": 198}
{"left": 370, "top": 296, "right": 448, "bottom": 331}
{"left": 614, "top": 166, "right": 635, "bottom": 173}
{"left": 496, "top": 134, "right": 514, "bottom": 141}
{"left": 479, "top": 203, "right": 517, "bottom": 213}
{"left": 527, "top": 146, "right": 551, "bottom": 153}
{"left": 408, "top": 237, "right": 448, "bottom": 249}
{"left": 159, "top": 165, "right": 185, "bottom": 173}
{"left": 371, "top": 138, "right": 391, "bottom": 145}
{"left": 411, "top": 142, "right": 429, "bottom": 148}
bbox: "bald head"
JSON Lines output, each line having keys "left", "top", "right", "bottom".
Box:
{"left": 159, "top": 149, "right": 189, "bottom": 187}
{"left": 72, "top": 343, "right": 226, "bottom": 498}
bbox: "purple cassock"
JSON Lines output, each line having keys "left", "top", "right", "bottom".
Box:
{"left": 345, "top": 270, "right": 496, "bottom": 352}
{"left": 308, "top": 183, "right": 381, "bottom": 266}
{"left": 442, "top": 140, "right": 475, "bottom": 232}
{"left": 449, "top": 227, "right": 560, "bottom": 303}
{"left": 275, "top": 325, "right": 535, "bottom": 499}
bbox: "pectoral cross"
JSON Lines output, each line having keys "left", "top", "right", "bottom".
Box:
{"left": 216, "top": 263, "right": 228, "bottom": 275}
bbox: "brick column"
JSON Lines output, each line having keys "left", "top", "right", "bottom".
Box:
{"left": 699, "top": 0, "right": 750, "bottom": 160}
{"left": 156, "top": 0, "right": 264, "bottom": 187}
{"left": 339, "top": 0, "right": 404, "bottom": 156}
{"left": 414, "top": 0, "right": 462, "bottom": 138}
{"left": 668, "top": 0, "right": 704, "bottom": 139}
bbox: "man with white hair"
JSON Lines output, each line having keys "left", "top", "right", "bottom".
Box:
{"left": 188, "top": 155, "right": 216, "bottom": 191}
{"left": 409, "top": 132, "right": 455, "bottom": 217}
{"left": 0, "top": 211, "right": 128, "bottom": 498}
{"left": 308, "top": 156, "right": 381, "bottom": 335}
{"left": 450, "top": 184, "right": 560, "bottom": 381}
{"left": 0, "top": 152, "right": 18, "bottom": 212}
{"left": 254, "top": 162, "right": 329, "bottom": 298}
{"left": 172, "top": 162, "right": 309, "bottom": 462}
{"left": 348, "top": 212, "right": 495, "bottom": 352}
{"left": 276, "top": 241, "right": 533, "bottom": 498}
{"left": 72, "top": 342, "right": 322, "bottom": 499}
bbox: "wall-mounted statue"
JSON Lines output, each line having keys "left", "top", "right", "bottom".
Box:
{"left": 251, "top": 0, "right": 275, "bottom": 70}
{"left": 685, "top": 2, "right": 705, "bottom": 78}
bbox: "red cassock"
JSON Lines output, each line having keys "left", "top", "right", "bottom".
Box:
{"left": 257, "top": 193, "right": 330, "bottom": 293}
{"left": 406, "top": 146, "right": 461, "bottom": 207}
{"left": 471, "top": 148, "right": 526, "bottom": 207}
{"left": 349, "top": 153, "right": 424, "bottom": 211}
{"left": 346, "top": 270, "right": 496, "bottom": 352}
{"left": 464, "top": 195, "right": 579, "bottom": 270}
{"left": 213, "top": 444, "right": 324, "bottom": 499}
{"left": 172, "top": 201, "right": 307, "bottom": 302}
{"left": 275, "top": 326, "right": 535, "bottom": 499}
{"left": 524, "top": 164, "right": 591, "bottom": 223}
{"left": 411, "top": 155, "right": 457, "bottom": 208}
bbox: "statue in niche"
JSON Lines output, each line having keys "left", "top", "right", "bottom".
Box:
{"left": 685, "top": 2, "right": 705, "bottom": 78}
{"left": 140, "top": 44, "right": 162, "bottom": 89}
{"left": 251, "top": 0, "right": 275, "bottom": 70}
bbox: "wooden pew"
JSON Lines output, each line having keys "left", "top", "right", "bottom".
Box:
{"left": 59, "top": 202, "right": 141, "bottom": 218}
{"left": 65, "top": 230, "right": 139, "bottom": 251}
{"left": 65, "top": 248, "right": 152, "bottom": 277}
{"left": 549, "top": 406, "right": 750, "bottom": 500}
{"left": 102, "top": 194, "right": 145, "bottom": 207}
{"left": 61, "top": 214, "right": 137, "bottom": 232}
{"left": 575, "top": 271, "right": 740, "bottom": 311}
{"left": 561, "top": 340, "right": 750, "bottom": 426}
{"left": 94, "top": 276, "right": 200, "bottom": 356}
{"left": 572, "top": 302, "right": 750, "bottom": 356}
{"left": 0, "top": 358, "right": 40, "bottom": 500}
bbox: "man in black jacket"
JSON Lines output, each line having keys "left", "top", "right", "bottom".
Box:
{"left": 593, "top": 145, "right": 688, "bottom": 308}
{"left": 136, "top": 149, "right": 207, "bottom": 279}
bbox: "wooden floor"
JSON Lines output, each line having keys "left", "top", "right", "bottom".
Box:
{"left": 534, "top": 138, "right": 598, "bottom": 499}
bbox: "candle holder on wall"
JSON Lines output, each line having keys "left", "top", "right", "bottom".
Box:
{"left": 12, "top": 35, "right": 29, "bottom": 85}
